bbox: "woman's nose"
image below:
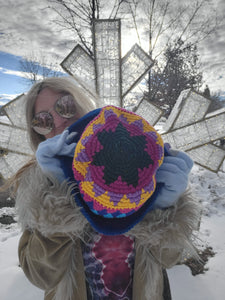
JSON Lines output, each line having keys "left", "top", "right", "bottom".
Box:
{"left": 51, "top": 110, "right": 65, "bottom": 129}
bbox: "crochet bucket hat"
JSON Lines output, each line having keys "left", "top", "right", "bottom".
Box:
{"left": 61, "top": 106, "right": 164, "bottom": 235}
{"left": 64, "top": 105, "right": 164, "bottom": 235}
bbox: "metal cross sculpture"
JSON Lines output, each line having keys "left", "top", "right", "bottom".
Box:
{"left": 61, "top": 19, "right": 163, "bottom": 128}
{"left": 137, "top": 88, "right": 225, "bottom": 172}
{"left": 0, "top": 19, "right": 225, "bottom": 180}
{"left": 162, "top": 89, "right": 225, "bottom": 172}
{"left": 0, "top": 95, "right": 33, "bottom": 179}
{"left": 61, "top": 20, "right": 157, "bottom": 111}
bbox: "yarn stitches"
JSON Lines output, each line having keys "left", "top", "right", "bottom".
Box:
{"left": 73, "top": 106, "right": 164, "bottom": 219}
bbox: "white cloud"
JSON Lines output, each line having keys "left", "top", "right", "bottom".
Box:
{"left": 0, "top": 0, "right": 73, "bottom": 61}
{"left": 0, "top": 67, "right": 35, "bottom": 79}
{"left": 0, "top": 94, "right": 20, "bottom": 105}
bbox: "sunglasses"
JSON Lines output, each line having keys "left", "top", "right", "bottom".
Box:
{"left": 31, "top": 94, "right": 77, "bottom": 135}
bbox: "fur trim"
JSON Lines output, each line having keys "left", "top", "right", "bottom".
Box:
{"left": 130, "top": 190, "right": 200, "bottom": 246}
{"left": 15, "top": 163, "right": 89, "bottom": 237}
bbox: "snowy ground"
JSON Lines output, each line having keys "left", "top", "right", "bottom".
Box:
{"left": 0, "top": 164, "right": 225, "bottom": 300}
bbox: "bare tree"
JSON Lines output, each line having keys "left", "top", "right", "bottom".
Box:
{"left": 125, "top": 0, "right": 142, "bottom": 45}
{"left": 19, "top": 51, "right": 62, "bottom": 85}
{"left": 47, "top": 0, "right": 129, "bottom": 56}
{"left": 47, "top": 0, "right": 220, "bottom": 64}
{"left": 127, "top": 0, "right": 219, "bottom": 59}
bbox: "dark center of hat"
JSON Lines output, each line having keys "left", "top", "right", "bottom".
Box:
{"left": 92, "top": 122, "right": 154, "bottom": 187}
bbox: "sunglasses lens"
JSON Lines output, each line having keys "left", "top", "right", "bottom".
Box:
{"left": 32, "top": 112, "right": 54, "bottom": 135}
{"left": 55, "top": 95, "right": 76, "bottom": 118}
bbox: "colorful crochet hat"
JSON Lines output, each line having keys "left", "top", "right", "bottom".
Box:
{"left": 71, "top": 105, "right": 164, "bottom": 235}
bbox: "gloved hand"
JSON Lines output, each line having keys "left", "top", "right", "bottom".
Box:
{"left": 154, "top": 146, "right": 193, "bottom": 209}
{"left": 36, "top": 129, "right": 77, "bottom": 182}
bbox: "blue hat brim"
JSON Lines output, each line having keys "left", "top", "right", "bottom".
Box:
{"left": 73, "top": 182, "right": 161, "bottom": 235}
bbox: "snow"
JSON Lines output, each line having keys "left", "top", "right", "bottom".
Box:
{"left": 168, "top": 214, "right": 225, "bottom": 300}
{"left": 0, "top": 233, "right": 44, "bottom": 300}
{"left": 0, "top": 164, "right": 225, "bottom": 300}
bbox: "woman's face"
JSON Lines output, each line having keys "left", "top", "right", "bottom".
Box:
{"left": 34, "top": 88, "right": 80, "bottom": 139}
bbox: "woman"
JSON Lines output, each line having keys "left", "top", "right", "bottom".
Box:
{"left": 9, "top": 77, "right": 200, "bottom": 300}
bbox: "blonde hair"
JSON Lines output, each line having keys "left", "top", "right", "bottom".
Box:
{"left": 0, "top": 76, "right": 98, "bottom": 194}
{"left": 26, "top": 76, "right": 97, "bottom": 151}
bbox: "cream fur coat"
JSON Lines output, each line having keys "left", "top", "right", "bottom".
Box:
{"left": 16, "top": 163, "right": 201, "bottom": 300}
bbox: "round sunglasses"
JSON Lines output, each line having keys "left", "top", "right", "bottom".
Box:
{"left": 31, "top": 94, "right": 77, "bottom": 135}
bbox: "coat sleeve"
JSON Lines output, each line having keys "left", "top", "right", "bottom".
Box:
{"left": 149, "top": 241, "right": 183, "bottom": 269}
{"left": 18, "top": 229, "right": 74, "bottom": 291}
{"left": 149, "top": 191, "right": 201, "bottom": 269}
{"left": 16, "top": 164, "right": 88, "bottom": 294}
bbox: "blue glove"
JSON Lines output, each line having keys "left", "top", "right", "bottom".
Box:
{"left": 154, "top": 146, "right": 193, "bottom": 209}
{"left": 36, "top": 129, "right": 77, "bottom": 182}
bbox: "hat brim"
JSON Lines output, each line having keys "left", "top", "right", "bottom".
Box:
{"left": 73, "top": 183, "right": 161, "bottom": 235}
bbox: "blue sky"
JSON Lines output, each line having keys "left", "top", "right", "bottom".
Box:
{"left": 0, "top": 52, "right": 30, "bottom": 104}
{"left": 0, "top": 51, "right": 65, "bottom": 106}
